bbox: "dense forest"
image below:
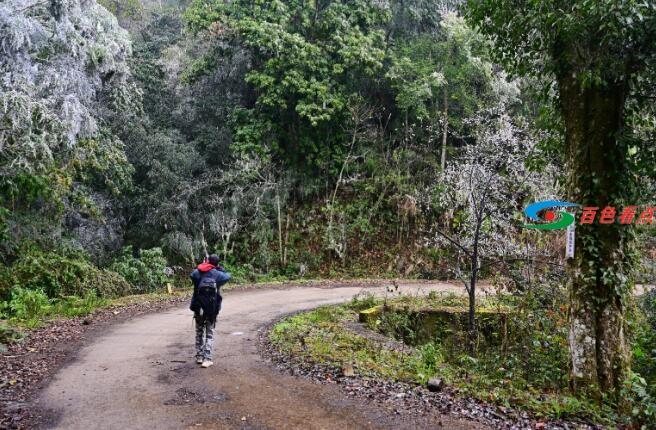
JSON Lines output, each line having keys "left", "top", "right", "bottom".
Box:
{"left": 2, "top": 0, "right": 559, "bottom": 279}
{"left": 1, "top": 0, "right": 655, "bottom": 426}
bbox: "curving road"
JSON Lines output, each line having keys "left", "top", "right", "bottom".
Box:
{"left": 36, "top": 283, "right": 491, "bottom": 430}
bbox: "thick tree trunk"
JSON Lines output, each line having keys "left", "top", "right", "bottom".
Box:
{"left": 557, "top": 74, "right": 633, "bottom": 396}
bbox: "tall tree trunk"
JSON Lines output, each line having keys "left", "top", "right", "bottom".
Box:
{"left": 557, "top": 74, "right": 633, "bottom": 396}
{"left": 276, "top": 194, "right": 283, "bottom": 268}
{"left": 283, "top": 213, "right": 291, "bottom": 267}
{"left": 440, "top": 89, "right": 448, "bottom": 170}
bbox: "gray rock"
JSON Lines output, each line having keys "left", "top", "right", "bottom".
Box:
{"left": 65, "top": 188, "right": 125, "bottom": 263}
{"left": 427, "top": 378, "right": 444, "bottom": 392}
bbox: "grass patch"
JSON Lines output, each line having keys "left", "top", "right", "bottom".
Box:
{"left": 0, "top": 287, "right": 190, "bottom": 345}
{"left": 269, "top": 290, "right": 656, "bottom": 428}
{"left": 269, "top": 305, "right": 419, "bottom": 380}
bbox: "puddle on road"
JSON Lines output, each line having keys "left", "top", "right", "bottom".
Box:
{"left": 157, "top": 361, "right": 194, "bottom": 385}
{"left": 164, "top": 387, "right": 229, "bottom": 406}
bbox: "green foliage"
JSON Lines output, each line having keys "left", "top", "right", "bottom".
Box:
{"left": 466, "top": 0, "right": 656, "bottom": 395}
{"left": 387, "top": 49, "right": 444, "bottom": 120}
{"left": 72, "top": 136, "right": 134, "bottom": 197}
{"left": 111, "top": 1, "right": 532, "bottom": 283}
{"left": 8, "top": 287, "right": 50, "bottom": 327}
{"left": 633, "top": 289, "right": 656, "bottom": 396}
{"left": 387, "top": 14, "right": 495, "bottom": 128}
{"left": 269, "top": 305, "right": 343, "bottom": 352}
{"left": 3, "top": 287, "right": 106, "bottom": 327}
{"left": 0, "top": 173, "right": 56, "bottom": 209}
{"left": 346, "top": 292, "right": 379, "bottom": 312}
{"left": 1, "top": 0, "right": 138, "bottom": 263}
{"left": 414, "top": 342, "right": 444, "bottom": 383}
{"left": 378, "top": 306, "right": 419, "bottom": 345}
{"left": 0, "top": 172, "right": 66, "bottom": 261}
{"left": 185, "top": 0, "right": 390, "bottom": 171}
{"left": 466, "top": 0, "right": 656, "bottom": 86}
{"left": 109, "top": 246, "right": 169, "bottom": 293}
{"left": 98, "top": 0, "right": 144, "bottom": 20}
{"left": 219, "top": 261, "right": 250, "bottom": 284}
{"left": 270, "top": 304, "right": 417, "bottom": 380}
{"left": 620, "top": 372, "right": 656, "bottom": 429}
{"left": 0, "top": 247, "right": 131, "bottom": 300}
{"left": 51, "top": 290, "right": 107, "bottom": 318}
{"left": 499, "top": 286, "right": 570, "bottom": 390}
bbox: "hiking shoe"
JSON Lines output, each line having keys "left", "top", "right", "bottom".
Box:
{"left": 196, "top": 357, "right": 203, "bottom": 364}
{"left": 201, "top": 360, "right": 213, "bottom": 368}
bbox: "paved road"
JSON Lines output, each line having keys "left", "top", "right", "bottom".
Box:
{"left": 36, "top": 282, "right": 490, "bottom": 430}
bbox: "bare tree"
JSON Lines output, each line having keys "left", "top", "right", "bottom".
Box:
{"left": 430, "top": 105, "right": 550, "bottom": 345}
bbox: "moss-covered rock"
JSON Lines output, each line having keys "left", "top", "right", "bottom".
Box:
{"left": 358, "top": 305, "right": 383, "bottom": 323}
{"left": 376, "top": 304, "right": 513, "bottom": 350}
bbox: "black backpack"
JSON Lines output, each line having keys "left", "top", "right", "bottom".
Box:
{"left": 194, "top": 272, "right": 219, "bottom": 323}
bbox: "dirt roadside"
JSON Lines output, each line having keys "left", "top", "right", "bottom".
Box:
{"left": 1, "top": 294, "right": 193, "bottom": 429}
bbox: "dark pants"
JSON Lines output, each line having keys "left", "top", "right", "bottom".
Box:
{"left": 195, "top": 317, "right": 215, "bottom": 360}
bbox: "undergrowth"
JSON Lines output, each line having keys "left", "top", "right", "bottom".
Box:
{"left": 0, "top": 244, "right": 175, "bottom": 330}
{"left": 269, "top": 289, "right": 656, "bottom": 428}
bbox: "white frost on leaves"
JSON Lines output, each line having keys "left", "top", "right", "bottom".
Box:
{"left": 0, "top": 0, "right": 134, "bottom": 175}
{"left": 423, "top": 103, "right": 556, "bottom": 278}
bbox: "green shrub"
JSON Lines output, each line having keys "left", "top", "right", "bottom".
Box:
{"left": 346, "top": 291, "right": 379, "bottom": 311}
{"left": 378, "top": 307, "right": 418, "bottom": 345}
{"left": 621, "top": 372, "right": 656, "bottom": 429}
{"left": 1, "top": 248, "right": 131, "bottom": 299}
{"left": 220, "top": 261, "right": 251, "bottom": 284}
{"left": 634, "top": 289, "right": 656, "bottom": 396}
{"left": 51, "top": 290, "right": 107, "bottom": 318}
{"left": 0, "top": 266, "right": 12, "bottom": 302}
{"left": 413, "top": 342, "right": 444, "bottom": 383}
{"left": 91, "top": 269, "right": 133, "bottom": 297}
{"left": 9, "top": 287, "right": 50, "bottom": 324}
{"left": 109, "top": 246, "right": 169, "bottom": 293}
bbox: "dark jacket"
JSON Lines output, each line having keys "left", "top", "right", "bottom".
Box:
{"left": 189, "top": 263, "right": 231, "bottom": 316}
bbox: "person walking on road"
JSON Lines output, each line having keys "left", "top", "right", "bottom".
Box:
{"left": 189, "top": 254, "right": 231, "bottom": 368}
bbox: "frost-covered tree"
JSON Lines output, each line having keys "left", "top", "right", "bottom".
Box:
{"left": 0, "top": 0, "right": 138, "bottom": 259}
{"left": 431, "top": 104, "right": 552, "bottom": 337}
